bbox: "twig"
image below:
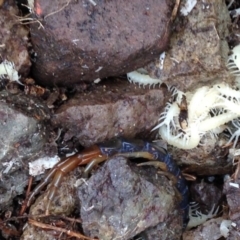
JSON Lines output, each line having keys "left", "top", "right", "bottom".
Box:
{"left": 19, "top": 176, "right": 33, "bottom": 216}
{"left": 44, "top": 0, "right": 71, "bottom": 20}
{"left": 28, "top": 218, "right": 95, "bottom": 240}
{"left": 171, "top": 0, "right": 180, "bottom": 21}
{"left": 232, "top": 158, "right": 240, "bottom": 180}
{"left": 14, "top": 15, "right": 44, "bottom": 29}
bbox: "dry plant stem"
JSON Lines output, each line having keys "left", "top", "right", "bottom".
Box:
{"left": 171, "top": 0, "right": 180, "bottom": 21}
{"left": 3, "top": 214, "right": 81, "bottom": 224}
{"left": 26, "top": 176, "right": 33, "bottom": 198}
{"left": 182, "top": 172, "right": 197, "bottom": 181}
{"left": 58, "top": 216, "right": 82, "bottom": 224}
{"left": 44, "top": 0, "right": 71, "bottom": 20}
{"left": 15, "top": 0, "right": 71, "bottom": 29}
{"left": 28, "top": 218, "right": 95, "bottom": 240}
{"left": 222, "top": 142, "right": 233, "bottom": 148}
{"left": 20, "top": 176, "right": 33, "bottom": 216}
{"left": 232, "top": 158, "right": 240, "bottom": 180}
{"left": 14, "top": 15, "right": 44, "bottom": 29}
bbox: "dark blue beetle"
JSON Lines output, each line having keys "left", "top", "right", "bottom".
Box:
{"left": 27, "top": 137, "right": 189, "bottom": 227}
{"left": 98, "top": 138, "right": 189, "bottom": 227}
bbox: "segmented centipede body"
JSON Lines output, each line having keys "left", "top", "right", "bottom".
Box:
{"left": 227, "top": 44, "right": 240, "bottom": 76}
{"left": 127, "top": 71, "right": 162, "bottom": 88}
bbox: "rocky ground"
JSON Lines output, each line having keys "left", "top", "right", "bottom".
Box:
{"left": 0, "top": 0, "right": 240, "bottom": 239}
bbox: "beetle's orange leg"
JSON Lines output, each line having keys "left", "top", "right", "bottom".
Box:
{"left": 84, "top": 156, "right": 108, "bottom": 177}
{"left": 137, "top": 161, "right": 167, "bottom": 171}
{"left": 84, "top": 152, "right": 156, "bottom": 177}
{"left": 27, "top": 145, "right": 103, "bottom": 214}
{"left": 138, "top": 161, "right": 179, "bottom": 192}
{"left": 27, "top": 163, "right": 59, "bottom": 207}
{"left": 115, "top": 151, "right": 155, "bottom": 160}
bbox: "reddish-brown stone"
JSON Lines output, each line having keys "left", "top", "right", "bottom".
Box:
{"left": 30, "top": 0, "right": 174, "bottom": 86}
{"left": 51, "top": 79, "right": 170, "bottom": 147}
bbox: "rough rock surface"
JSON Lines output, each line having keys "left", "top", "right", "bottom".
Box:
{"left": 223, "top": 165, "right": 240, "bottom": 240}
{"left": 146, "top": 0, "right": 233, "bottom": 91}
{"left": 78, "top": 156, "right": 182, "bottom": 240}
{"left": 21, "top": 168, "right": 82, "bottom": 240}
{"left": 29, "top": 0, "right": 174, "bottom": 86}
{"left": 0, "top": 0, "right": 31, "bottom": 77}
{"left": 51, "top": 79, "right": 170, "bottom": 147}
{"left": 182, "top": 217, "right": 224, "bottom": 240}
{"left": 143, "top": 215, "right": 184, "bottom": 240}
{"left": 169, "top": 133, "right": 232, "bottom": 175}
{"left": 190, "top": 180, "right": 223, "bottom": 210}
{"left": 0, "top": 90, "right": 53, "bottom": 210}
{"left": 28, "top": 168, "right": 81, "bottom": 216}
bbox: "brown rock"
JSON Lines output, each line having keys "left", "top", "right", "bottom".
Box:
{"left": 169, "top": 133, "right": 232, "bottom": 175}
{"left": 51, "top": 79, "right": 170, "bottom": 147}
{"left": 29, "top": 0, "right": 175, "bottom": 86}
{"left": 146, "top": 0, "right": 233, "bottom": 91}
{"left": 190, "top": 180, "right": 223, "bottom": 214}
{"left": 224, "top": 167, "right": 240, "bottom": 239}
{"left": 0, "top": 0, "right": 31, "bottom": 77}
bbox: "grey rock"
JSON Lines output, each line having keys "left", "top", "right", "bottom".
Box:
{"left": 78, "top": 156, "right": 182, "bottom": 239}
{"left": 0, "top": 90, "right": 53, "bottom": 210}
